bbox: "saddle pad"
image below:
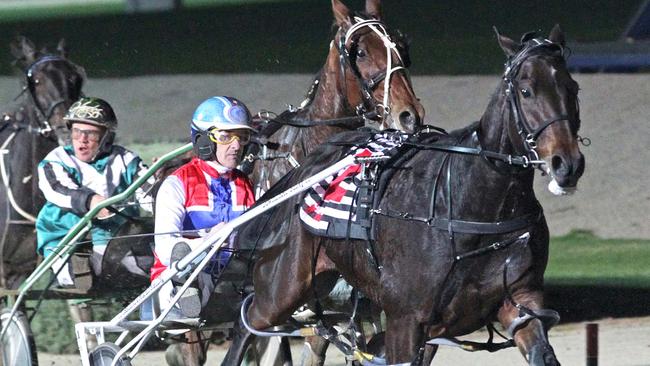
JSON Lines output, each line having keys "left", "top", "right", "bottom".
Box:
{"left": 299, "top": 133, "right": 403, "bottom": 239}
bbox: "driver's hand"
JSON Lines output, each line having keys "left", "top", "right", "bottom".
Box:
{"left": 89, "top": 194, "right": 111, "bottom": 219}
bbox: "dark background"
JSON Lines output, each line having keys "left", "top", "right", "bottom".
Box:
{"left": 0, "top": 0, "right": 643, "bottom": 77}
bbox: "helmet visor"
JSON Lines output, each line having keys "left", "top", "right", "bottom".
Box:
{"left": 71, "top": 126, "right": 104, "bottom": 142}
{"left": 208, "top": 129, "right": 251, "bottom": 146}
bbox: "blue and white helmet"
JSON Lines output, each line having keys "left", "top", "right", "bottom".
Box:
{"left": 190, "top": 96, "right": 254, "bottom": 137}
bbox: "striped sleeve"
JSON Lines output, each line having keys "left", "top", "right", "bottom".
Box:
{"left": 38, "top": 161, "right": 94, "bottom": 216}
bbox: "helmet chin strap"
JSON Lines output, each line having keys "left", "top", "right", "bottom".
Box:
{"left": 88, "top": 129, "right": 112, "bottom": 162}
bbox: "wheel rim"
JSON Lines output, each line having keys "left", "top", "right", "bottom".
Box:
{"left": 91, "top": 348, "right": 117, "bottom": 366}
{"left": 89, "top": 343, "right": 130, "bottom": 366}
{"left": 1, "top": 312, "right": 35, "bottom": 366}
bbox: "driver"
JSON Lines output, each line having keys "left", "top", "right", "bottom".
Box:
{"left": 151, "top": 96, "right": 255, "bottom": 319}
{"left": 36, "top": 97, "right": 153, "bottom": 286}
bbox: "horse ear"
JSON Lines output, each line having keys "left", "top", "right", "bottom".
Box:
{"left": 20, "top": 37, "right": 37, "bottom": 63}
{"left": 365, "top": 0, "right": 382, "bottom": 19}
{"left": 493, "top": 26, "right": 518, "bottom": 57}
{"left": 548, "top": 24, "right": 566, "bottom": 47}
{"left": 10, "top": 36, "right": 37, "bottom": 66}
{"left": 57, "top": 38, "right": 68, "bottom": 58}
{"left": 332, "top": 0, "right": 351, "bottom": 27}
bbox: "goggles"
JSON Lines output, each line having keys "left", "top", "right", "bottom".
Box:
{"left": 208, "top": 129, "right": 251, "bottom": 145}
{"left": 71, "top": 127, "right": 103, "bottom": 142}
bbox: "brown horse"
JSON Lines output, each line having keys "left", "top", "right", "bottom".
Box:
{"left": 226, "top": 25, "right": 584, "bottom": 365}
{"left": 247, "top": 0, "right": 424, "bottom": 194}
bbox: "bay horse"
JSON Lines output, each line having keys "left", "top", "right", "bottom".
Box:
{"left": 226, "top": 25, "right": 585, "bottom": 365}
{"left": 247, "top": 0, "right": 424, "bottom": 194}
{"left": 0, "top": 37, "right": 85, "bottom": 290}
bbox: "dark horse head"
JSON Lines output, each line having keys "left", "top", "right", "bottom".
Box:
{"left": 0, "top": 36, "right": 85, "bottom": 288}
{"left": 491, "top": 25, "right": 585, "bottom": 193}
{"left": 248, "top": 0, "right": 424, "bottom": 193}
{"left": 9, "top": 36, "right": 85, "bottom": 145}
{"left": 225, "top": 26, "right": 585, "bottom": 366}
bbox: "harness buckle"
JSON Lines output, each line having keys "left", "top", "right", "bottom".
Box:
{"left": 525, "top": 133, "right": 537, "bottom": 149}
{"left": 243, "top": 153, "right": 256, "bottom": 163}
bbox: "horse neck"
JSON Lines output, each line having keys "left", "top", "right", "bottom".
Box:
{"left": 285, "top": 57, "right": 359, "bottom": 156}
{"left": 478, "top": 84, "right": 519, "bottom": 155}
{"left": 457, "top": 85, "right": 539, "bottom": 215}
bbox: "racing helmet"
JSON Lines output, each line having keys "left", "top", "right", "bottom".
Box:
{"left": 64, "top": 97, "right": 117, "bottom": 159}
{"left": 190, "top": 96, "right": 255, "bottom": 160}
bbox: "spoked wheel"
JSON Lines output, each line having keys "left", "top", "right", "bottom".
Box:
{"left": 89, "top": 342, "right": 132, "bottom": 366}
{"left": 0, "top": 308, "right": 38, "bottom": 366}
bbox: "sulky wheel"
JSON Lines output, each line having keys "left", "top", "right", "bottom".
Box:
{"left": 89, "top": 342, "right": 132, "bottom": 366}
{"left": 0, "top": 308, "right": 38, "bottom": 366}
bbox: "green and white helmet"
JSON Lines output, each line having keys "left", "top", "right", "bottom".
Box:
{"left": 64, "top": 97, "right": 117, "bottom": 131}
{"left": 64, "top": 97, "right": 117, "bottom": 159}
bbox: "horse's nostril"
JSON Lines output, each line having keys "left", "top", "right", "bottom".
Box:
{"left": 399, "top": 110, "right": 415, "bottom": 127}
{"left": 551, "top": 155, "right": 570, "bottom": 177}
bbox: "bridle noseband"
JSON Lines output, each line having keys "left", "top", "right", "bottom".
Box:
{"left": 502, "top": 38, "right": 579, "bottom": 162}
{"left": 336, "top": 15, "right": 411, "bottom": 125}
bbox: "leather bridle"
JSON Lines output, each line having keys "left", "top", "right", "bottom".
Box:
{"left": 336, "top": 15, "right": 411, "bottom": 125}
{"left": 502, "top": 38, "right": 581, "bottom": 162}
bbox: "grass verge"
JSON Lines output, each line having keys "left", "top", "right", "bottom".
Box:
{"left": 546, "top": 230, "right": 650, "bottom": 288}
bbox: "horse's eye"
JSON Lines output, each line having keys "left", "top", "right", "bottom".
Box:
{"left": 520, "top": 88, "right": 532, "bottom": 98}
{"left": 356, "top": 48, "right": 367, "bottom": 58}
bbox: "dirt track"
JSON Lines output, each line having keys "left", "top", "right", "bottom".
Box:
{"left": 37, "top": 316, "right": 650, "bottom": 365}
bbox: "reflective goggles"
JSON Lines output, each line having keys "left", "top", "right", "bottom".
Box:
{"left": 208, "top": 129, "right": 251, "bottom": 145}
{"left": 71, "top": 127, "right": 103, "bottom": 142}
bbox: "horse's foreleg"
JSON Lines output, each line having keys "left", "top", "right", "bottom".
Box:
{"left": 299, "top": 336, "right": 328, "bottom": 366}
{"left": 384, "top": 315, "right": 425, "bottom": 364}
{"left": 498, "top": 293, "right": 560, "bottom": 366}
{"left": 222, "top": 315, "right": 256, "bottom": 366}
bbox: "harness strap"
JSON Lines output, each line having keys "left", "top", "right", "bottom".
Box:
{"left": 402, "top": 140, "right": 538, "bottom": 168}
{"left": 372, "top": 208, "right": 541, "bottom": 235}
{"left": 0, "top": 132, "right": 37, "bottom": 223}
{"left": 426, "top": 337, "right": 514, "bottom": 353}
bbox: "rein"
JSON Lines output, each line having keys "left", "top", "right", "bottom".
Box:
{"left": 0, "top": 129, "right": 38, "bottom": 224}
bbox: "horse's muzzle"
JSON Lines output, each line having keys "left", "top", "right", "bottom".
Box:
{"left": 392, "top": 103, "right": 423, "bottom": 133}
{"left": 550, "top": 152, "right": 585, "bottom": 188}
